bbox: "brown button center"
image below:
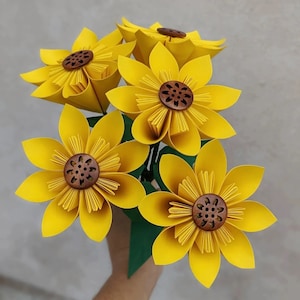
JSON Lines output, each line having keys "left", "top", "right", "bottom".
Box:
{"left": 64, "top": 153, "right": 99, "bottom": 189}
{"left": 159, "top": 81, "right": 193, "bottom": 111}
{"left": 62, "top": 50, "right": 93, "bottom": 71}
{"left": 192, "top": 194, "right": 227, "bottom": 231}
{"left": 157, "top": 27, "right": 186, "bottom": 38}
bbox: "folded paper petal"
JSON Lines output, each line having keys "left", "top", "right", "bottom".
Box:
{"left": 189, "top": 243, "right": 221, "bottom": 288}
{"left": 100, "top": 173, "right": 145, "bottom": 208}
{"left": 219, "top": 224, "right": 255, "bottom": 269}
{"left": 160, "top": 154, "right": 197, "bottom": 195}
{"left": 96, "top": 28, "right": 122, "bottom": 48}
{"left": 42, "top": 197, "right": 78, "bottom": 237}
{"left": 132, "top": 106, "right": 170, "bottom": 144}
{"left": 221, "top": 166, "right": 264, "bottom": 205}
{"left": 108, "top": 141, "right": 149, "bottom": 173}
{"left": 194, "top": 140, "right": 227, "bottom": 194}
{"left": 194, "top": 106, "right": 236, "bottom": 138}
{"left": 71, "top": 27, "right": 98, "bottom": 52}
{"left": 40, "top": 49, "right": 70, "bottom": 65}
{"left": 153, "top": 226, "right": 196, "bottom": 265}
{"left": 59, "top": 104, "right": 89, "bottom": 154}
{"left": 201, "top": 85, "right": 241, "bottom": 111}
{"left": 79, "top": 195, "right": 112, "bottom": 242}
{"left": 22, "top": 138, "right": 68, "bottom": 170}
{"left": 118, "top": 55, "right": 158, "bottom": 86}
{"left": 149, "top": 43, "right": 179, "bottom": 80}
{"left": 227, "top": 201, "right": 277, "bottom": 232}
{"left": 166, "top": 116, "right": 201, "bottom": 156}
{"left": 20, "top": 66, "right": 50, "bottom": 84}
{"left": 86, "top": 110, "right": 124, "bottom": 154}
{"left": 15, "top": 171, "right": 60, "bottom": 202}
{"left": 31, "top": 79, "right": 63, "bottom": 100}
{"left": 139, "top": 191, "right": 189, "bottom": 227}
{"left": 179, "top": 55, "right": 212, "bottom": 90}
{"left": 106, "top": 86, "right": 141, "bottom": 114}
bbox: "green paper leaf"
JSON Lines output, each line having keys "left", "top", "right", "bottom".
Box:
{"left": 87, "top": 116, "right": 102, "bottom": 127}
{"left": 124, "top": 181, "right": 162, "bottom": 277}
{"left": 121, "top": 114, "right": 134, "bottom": 142}
{"left": 127, "top": 218, "right": 162, "bottom": 277}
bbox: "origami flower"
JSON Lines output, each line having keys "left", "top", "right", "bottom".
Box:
{"left": 20, "top": 28, "right": 135, "bottom": 113}
{"left": 15, "top": 105, "right": 149, "bottom": 241}
{"left": 107, "top": 42, "right": 240, "bottom": 156}
{"left": 139, "top": 140, "right": 276, "bottom": 288}
{"left": 118, "top": 17, "right": 225, "bottom": 67}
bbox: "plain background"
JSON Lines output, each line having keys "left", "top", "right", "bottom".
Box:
{"left": 0, "top": 0, "right": 299, "bottom": 299}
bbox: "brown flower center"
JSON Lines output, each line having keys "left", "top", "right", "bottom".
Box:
{"left": 64, "top": 153, "right": 99, "bottom": 189}
{"left": 157, "top": 27, "right": 186, "bottom": 38}
{"left": 62, "top": 50, "right": 93, "bottom": 71}
{"left": 159, "top": 81, "right": 193, "bottom": 111}
{"left": 192, "top": 194, "right": 227, "bottom": 231}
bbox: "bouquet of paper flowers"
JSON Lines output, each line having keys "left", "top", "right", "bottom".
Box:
{"left": 16, "top": 18, "right": 276, "bottom": 288}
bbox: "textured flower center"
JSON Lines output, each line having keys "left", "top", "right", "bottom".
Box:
{"left": 157, "top": 27, "right": 186, "bottom": 38}
{"left": 64, "top": 153, "right": 99, "bottom": 189}
{"left": 62, "top": 50, "right": 93, "bottom": 71}
{"left": 159, "top": 81, "right": 193, "bottom": 111}
{"left": 192, "top": 194, "right": 227, "bottom": 231}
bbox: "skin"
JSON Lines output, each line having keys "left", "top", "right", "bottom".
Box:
{"left": 93, "top": 205, "right": 163, "bottom": 300}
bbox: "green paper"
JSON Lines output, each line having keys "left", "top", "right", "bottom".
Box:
{"left": 124, "top": 181, "right": 162, "bottom": 277}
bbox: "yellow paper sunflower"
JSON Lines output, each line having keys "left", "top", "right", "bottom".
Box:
{"left": 20, "top": 27, "right": 135, "bottom": 113}
{"left": 15, "top": 105, "right": 149, "bottom": 241}
{"left": 107, "top": 42, "right": 240, "bottom": 156}
{"left": 139, "top": 140, "right": 277, "bottom": 288}
{"left": 118, "top": 17, "right": 225, "bottom": 67}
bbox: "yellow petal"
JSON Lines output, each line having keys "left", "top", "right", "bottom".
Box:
{"left": 15, "top": 171, "right": 60, "bottom": 202}
{"left": 194, "top": 140, "right": 227, "bottom": 194}
{"left": 153, "top": 226, "right": 194, "bottom": 265}
{"left": 42, "top": 197, "right": 78, "bottom": 237}
{"left": 132, "top": 107, "right": 170, "bottom": 144}
{"left": 139, "top": 191, "right": 187, "bottom": 227}
{"left": 227, "top": 200, "right": 277, "bottom": 232}
{"left": 165, "top": 116, "right": 201, "bottom": 156}
{"left": 59, "top": 104, "right": 90, "bottom": 154}
{"left": 200, "top": 85, "right": 241, "bottom": 111}
{"left": 66, "top": 80, "right": 104, "bottom": 113}
{"left": 149, "top": 42, "right": 179, "bottom": 80}
{"left": 97, "top": 28, "right": 122, "bottom": 47}
{"left": 219, "top": 223, "right": 255, "bottom": 268}
{"left": 22, "top": 138, "right": 68, "bottom": 170}
{"left": 79, "top": 195, "right": 112, "bottom": 242}
{"left": 31, "top": 79, "right": 63, "bottom": 100}
{"left": 166, "top": 38, "right": 195, "bottom": 68}
{"left": 86, "top": 110, "right": 124, "bottom": 153}
{"left": 100, "top": 173, "right": 145, "bottom": 208}
{"left": 107, "top": 41, "right": 136, "bottom": 60}
{"left": 160, "top": 154, "right": 198, "bottom": 194}
{"left": 221, "top": 166, "right": 264, "bottom": 205}
{"left": 195, "top": 106, "right": 236, "bottom": 138}
{"left": 20, "top": 66, "right": 50, "bottom": 84}
{"left": 135, "top": 29, "right": 165, "bottom": 65}
{"left": 71, "top": 27, "right": 98, "bottom": 52}
{"left": 40, "top": 49, "right": 70, "bottom": 65}
{"left": 108, "top": 141, "right": 149, "bottom": 173}
{"left": 189, "top": 243, "right": 221, "bottom": 288}
{"left": 106, "top": 86, "right": 141, "bottom": 114}
{"left": 118, "top": 55, "right": 157, "bottom": 86}
{"left": 179, "top": 55, "right": 212, "bottom": 90}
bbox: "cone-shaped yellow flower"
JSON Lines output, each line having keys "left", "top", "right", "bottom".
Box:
{"left": 118, "top": 17, "right": 225, "bottom": 67}
{"left": 139, "top": 140, "right": 276, "bottom": 288}
{"left": 107, "top": 43, "right": 240, "bottom": 156}
{"left": 16, "top": 105, "right": 149, "bottom": 242}
{"left": 20, "top": 28, "right": 135, "bottom": 113}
